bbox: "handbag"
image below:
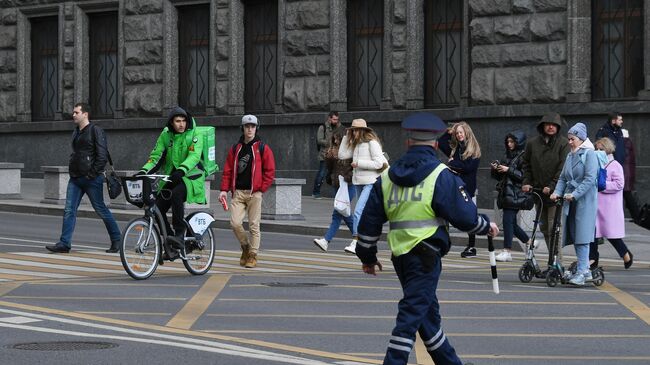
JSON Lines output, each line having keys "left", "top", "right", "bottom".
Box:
{"left": 104, "top": 152, "right": 122, "bottom": 199}
{"left": 334, "top": 175, "right": 351, "bottom": 217}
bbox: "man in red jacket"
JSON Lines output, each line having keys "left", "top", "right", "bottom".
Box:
{"left": 219, "top": 115, "right": 276, "bottom": 268}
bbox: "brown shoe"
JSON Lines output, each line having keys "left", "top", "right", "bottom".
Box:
{"left": 239, "top": 245, "right": 250, "bottom": 267}
{"left": 245, "top": 252, "right": 257, "bottom": 268}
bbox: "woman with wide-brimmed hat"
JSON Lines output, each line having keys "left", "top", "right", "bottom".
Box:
{"left": 338, "top": 118, "right": 388, "bottom": 254}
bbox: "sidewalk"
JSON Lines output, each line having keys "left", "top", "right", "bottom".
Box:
{"left": 1, "top": 179, "right": 647, "bottom": 261}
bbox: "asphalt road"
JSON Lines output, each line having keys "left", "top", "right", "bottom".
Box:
{"left": 0, "top": 211, "right": 649, "bottom": 365}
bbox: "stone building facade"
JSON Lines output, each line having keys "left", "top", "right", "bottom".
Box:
{"left": 0, "top": 0, "right": 648, "bottom": 207}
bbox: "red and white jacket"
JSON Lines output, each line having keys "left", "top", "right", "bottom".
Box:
{"left": 220, "top": 139, "right": 275, "bottom": 195}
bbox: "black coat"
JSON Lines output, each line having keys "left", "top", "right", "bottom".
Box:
{"left": 69, "top": 123, "right": 109, "bottom": 178}
{"left": 493, "top": 131, "right": 532, "bottom": 210}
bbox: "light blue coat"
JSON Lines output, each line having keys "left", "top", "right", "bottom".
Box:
{"left": 553, "top": 142, "right": 599, "bottom": 246}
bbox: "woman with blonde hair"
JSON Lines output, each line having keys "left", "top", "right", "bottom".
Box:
{"left": 438, "top": 121, "right": 482, "bottom": 257}
{"left": 591, "top": 137, "right": 633, "bottom": 269}
{"left": 338, "top": 118, "right": 387, "bottom": 254}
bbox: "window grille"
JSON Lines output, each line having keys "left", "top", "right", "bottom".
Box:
{"left": 347, "top": 0, "right": 384, "bottom": 110}
{"left": 31, "top": 16, "right": 58, "bottom": 121}
{"left": 424, "top": 0, "right": 463, "bottom": 107}
{"left": 244, "top": 0, "right": 278, "bottom": 113}
{"left": 592, "top": 0, "right": 644, "bottom": 100}
{"left": 89, "top": 12, "right": 118, "bottom": 118}
{"left": 178, "top": 4, "right": 210, "bottom": 115}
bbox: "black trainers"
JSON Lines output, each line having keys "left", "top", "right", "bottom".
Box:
{"left": 105, "top": 241, "right": 120, "bottom": 253}
{"left": 460, "top": 247, "right": 476, "bottom": 258}
{"left": 46, "top": 243, "right": 70, "bottom": 253}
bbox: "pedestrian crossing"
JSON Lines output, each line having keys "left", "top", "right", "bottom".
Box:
{"left": 0, "top": 248, "right": 490, "bottom": 282}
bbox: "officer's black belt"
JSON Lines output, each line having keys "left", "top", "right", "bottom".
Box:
{"left": 389, "top": 218, "right": 447, "bottom": 230}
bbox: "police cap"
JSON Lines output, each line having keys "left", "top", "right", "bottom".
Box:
{"left": 401, "top": 112, "right": 447, "bottom": 141}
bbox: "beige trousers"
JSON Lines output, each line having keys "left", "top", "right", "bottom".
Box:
{"left": 230, "top": 190, "right": 263, "bottom": 253}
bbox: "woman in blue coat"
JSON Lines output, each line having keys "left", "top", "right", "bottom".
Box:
{"left": 550, "top": 122, "right": 599, "bottom": 286}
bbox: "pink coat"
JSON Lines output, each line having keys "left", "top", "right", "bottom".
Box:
{"left": 595, "top": 156, "right": 625, "bottom": 238}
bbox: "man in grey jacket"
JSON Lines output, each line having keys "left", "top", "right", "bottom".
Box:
{"left": 312, "top": 111, "right": 344, "bottom": 198}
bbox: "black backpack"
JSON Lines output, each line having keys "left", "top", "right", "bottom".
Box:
{"left": 634, "top": 203, "right": 650, "bottom": 230}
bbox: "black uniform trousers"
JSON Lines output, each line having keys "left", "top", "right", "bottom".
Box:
{"left": 385, "top": 245, "right": 462, "bottom": 365}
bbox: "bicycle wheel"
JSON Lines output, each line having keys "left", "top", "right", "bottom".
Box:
{"left": 120, "top": 217, "right": 161, "bottom": 280}
{"left": 183, "top": 227, "right": 215, "bottom": 275}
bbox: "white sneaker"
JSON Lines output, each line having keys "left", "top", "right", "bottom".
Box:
{"left": 313, "top": 238, "right": 328, "bottom": 252}
{"left": 495, "top": 250, "right": 512, "bottom": 262}
{"left": 583, "top": 270, "right": 593, "bottom": 281}
{"left": 344, "top": 239, "right": 357, "bottom": 254}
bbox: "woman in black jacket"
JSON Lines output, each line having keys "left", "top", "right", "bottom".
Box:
{"left": 491, "top": 131, "right": 532, "bottom": 262}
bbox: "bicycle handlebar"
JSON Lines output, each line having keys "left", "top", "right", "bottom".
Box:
{"left": 133, "top": 174, "right": 171, "bottom": 182}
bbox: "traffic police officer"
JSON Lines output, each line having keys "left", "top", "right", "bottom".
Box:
{"left": 356, "top": 112, "right": 499, "bottom": 365}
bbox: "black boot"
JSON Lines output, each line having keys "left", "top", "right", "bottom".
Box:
{"left": 167, "top": 227, "right": 186, "bottom": 249}
{"left": 106, "top": 240, "right": 120, "bottom": 253}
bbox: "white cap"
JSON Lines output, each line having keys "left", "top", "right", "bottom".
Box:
{"left": 242, "top": 114, "right": 258, "bottom": 126}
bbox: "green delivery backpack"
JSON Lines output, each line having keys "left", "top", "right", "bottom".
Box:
{"left": 193, "top": 125, "right": 218, "bottom": 176}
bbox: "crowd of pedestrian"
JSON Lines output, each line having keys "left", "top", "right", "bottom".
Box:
{"left": 41, "top": 102, "right": 644, "bottom": 365}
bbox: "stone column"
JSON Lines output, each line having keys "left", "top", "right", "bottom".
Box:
{"left": 460, "top": 0, "right": 471, "bottom": 107}
{"left": 275, "top": 0, "right": 286, "bottom": 113}
{"left": 380, "top": 0, "right": 393, "bottom": 110}
{"left": 162, "top": 1, "right": 178, "bottom": 115}
{"left": 405, "top": 0, "right": 424, "bottom": 109}
{"left": 16, "top": 11, "right": 30, "bottom": 122}
{"left": 72, "top": 5, "right": 88, "bottom": 108}
{"left": 638, "top": 3, "right": 650, "bottom": 99}
{"left": 329, "top": 0, "right": 347, "bottom": 111}
{"left": 228, "top": 0, "right": 244, "bottom": 115}
{"left": 565, "top": 0, "right": 591, "bottom": 102}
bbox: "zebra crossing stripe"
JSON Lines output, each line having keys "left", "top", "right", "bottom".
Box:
{"left": 0, "top": 267, "right": 81, "bottom": 279}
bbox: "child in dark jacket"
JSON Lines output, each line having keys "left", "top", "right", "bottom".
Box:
{"left": 313, "top": 132, "right": 356, "bottom": 251}
{"left": 491, "top": 131, "right": 532, "bottom": 262}
{"left": 438, "top": 121, "right": 481, "bottom": 258}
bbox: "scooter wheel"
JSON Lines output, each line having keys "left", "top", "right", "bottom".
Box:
{"left": 593, "top": 268, "right": 605, "bottom": 286}
{"left": 518, "top": 262, "right": 534, "bottom": 283}
{"left": 546, "top": 269, "right": 560, "bottom": 287}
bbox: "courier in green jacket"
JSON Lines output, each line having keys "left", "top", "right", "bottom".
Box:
{"left": 138, "top": 106, "right": 206, "bottom": 252}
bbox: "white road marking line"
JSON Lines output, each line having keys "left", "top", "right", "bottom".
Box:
{"left": 0, "top": 308, "right": 330, "bottom": 365}
{"left": 0, "top": 268, "right": 80, "bottom": 279}
{"left": 0, "top": 316, "right": 42, "bottom": 324}
{"left": 12, "top": 252, "right": 187, "bottom": 273}
{"left": 0, "top": 257, "right": 124, "bottom": 274}
{"left": 0, "top": 236, "right": 99, "bottom": 250}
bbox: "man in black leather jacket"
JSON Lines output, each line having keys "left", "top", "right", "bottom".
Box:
{"left": 46, "top": 103, "right": 121, "bottom": 254}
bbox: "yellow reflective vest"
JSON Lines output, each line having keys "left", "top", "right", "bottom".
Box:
{"left": 381, "top": 164, "right": 447, "bottom": 256}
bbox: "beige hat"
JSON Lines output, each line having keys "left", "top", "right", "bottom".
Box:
{"left": 348, "top": 118, "right": 372, "bottom": 130}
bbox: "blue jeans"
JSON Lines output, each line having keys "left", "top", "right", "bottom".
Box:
{"left": 502, "top": 209, "right": 530, "bottom": 249}
{"left": 574, "top": 243, "right": 590, "bottom": 275}
{"left": 353, "top": 184, "right": 374, "bottom": 236}
{"left": 324, "top": 184, "right": 356, "bottom": 241}
{"left": 312, "top": 160, "right": 328, "bottom": 196}
{"left": 59, "top": 175, "right": 121, "bottom": 248}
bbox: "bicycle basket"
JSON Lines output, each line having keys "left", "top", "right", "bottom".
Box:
{"left": 121, "top": 177, "right": 155, "bottom": 208}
